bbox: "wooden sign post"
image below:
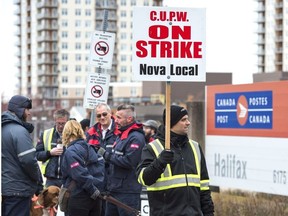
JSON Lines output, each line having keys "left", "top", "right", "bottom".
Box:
{"left": 165, "top": 82, "right": 171, "bottom": 149}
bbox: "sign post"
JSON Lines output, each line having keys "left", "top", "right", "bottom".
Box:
{"left": 85, "top": 9, "right": 115, "bottom": 126}
{"left": 133, "top": 7, "right": 206, "bottom": 149}
{"left": 165, "top": 82, "right": 171, "bottom": 149}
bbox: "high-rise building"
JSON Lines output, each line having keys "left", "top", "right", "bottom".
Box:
{"left": 14, "top": 0, "right": 162, "bottom": 118}
{"left": 254, "top": 0, "right": 288, "bottom": 82}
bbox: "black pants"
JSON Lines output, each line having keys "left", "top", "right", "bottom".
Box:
{"left": 2, "top": 196, "right": 31, "bottom": 216}
{"left": 67, "top": 190, "right": 102, "bottom": 216}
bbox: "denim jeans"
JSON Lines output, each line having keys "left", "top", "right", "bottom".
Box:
{"left": 2, "top": 196, "right": 31, "bottom": 216}
{"left": 105, "top": 192, "right": 140, "bottom": 216}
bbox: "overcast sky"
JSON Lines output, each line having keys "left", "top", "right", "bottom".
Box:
{"left": 0, "top": 0, "right": 257, "bottom": 101}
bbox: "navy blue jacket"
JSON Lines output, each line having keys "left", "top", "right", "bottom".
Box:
{"left": 61, "top": 139, "right": 105, "bottom": 197}
{"left": 1, "top": 111, "right": 42, "bottom": 197}
{"left": 105, "top": 122, "right": 146, "bottom": 194}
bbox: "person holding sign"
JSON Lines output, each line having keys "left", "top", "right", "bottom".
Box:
{"left": 136, "top": 105, "right": 214, "bottom": 216}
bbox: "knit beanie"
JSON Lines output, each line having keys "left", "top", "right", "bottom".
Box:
{"left": 8, "top": 95, "right": 32, "bottom": 119}
{"left": 163, "top": 105, "right": 188, "bottom": 128}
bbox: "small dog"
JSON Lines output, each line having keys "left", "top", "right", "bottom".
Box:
{"left": 30, "top": 185, "right": 60, "bottom": 216}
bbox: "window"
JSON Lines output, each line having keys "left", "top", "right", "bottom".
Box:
{"left": 85, "top": 0, "right": 91, "bottom": 4}
{"left": 121, "top": 44, "right": 127, "bottom": 50}
{"left": 75, "top": 100, "right": 82, "bottom": 106}
{"left": 85, "top": 9, "right": 91, "bottom": 16}
{"left": 62, "top": 42, "right": 68, "bottom": 49}
{"left": 85, "top": 43, "right": 90, "bottom": 50}
{"left": 121, "top": 66, "right": 127, "bottom": 73}
{"left": 121, "top": 33, "right": 127, "bottom": 39}
{"left": 62, "top": 20, "right": 68, "bottom": 27}
{"left": 75, "top": 89, "right": 82, "bottom": 96}
{"left": 120, "top": 11, "right": 126, "bottom": 17}
{"left": 61, "top": 99, "right": 69, "bottom": 108}
{"left": 121, "top": 55, "right": 127, "bottom": 62}
{"left": 130, "top": 88, "right": 137, "bottom": 96}
{"left": 75, "top": 54, "right": 81, "bottom": 61}
{"left": 62, "top": 0, "right": 68, "bottom": 3}
{"left": 131, "top": 0, "right": 136, "bottom": 6}
{"left": 61, "top": 31, "right": 68, "bottom": 38}
{"left": 75, "top": 65, "right": 81, "bottom": 72}
{"left": 75, "top": 31, "right": 81, "bottom": 38}
{"left": 85, "top": 31, "right": 91, "bottom": 38}
{"left": 62, "top": 76, "right": 68, "bottom": 83}
{"left": 62, "top": 54, "right": 68, "bottom": 60}
{"left": 75, "top": 43, "right": 81, "bottom": 49}
{"left": 85, "top": 20, "right": 91, "bottom": 27}
{"left": 75, "top": 76, "right": 81, "bottom": 83}
{"left": 75, "top": 9, "right": 81, "bottom": 16}
{"left": 62, "top": 89, "right": 68, "bottom": 96}
{"left": 75, "top": 0, "right": 81, "bottom": 4}
{"left": 121, "top": 0, "right": 126, "bottom": 6}
{"left": 62, "top": 8, "right": 68, "bottom": 15}
{"left": 62, "top": 65, "right": 68, "bottom": 72}
{"left": 75, "top": 20, "right": 81, "bottom": 27}
{"left": 121, "top": 21, "right": 126, "bottom": 28}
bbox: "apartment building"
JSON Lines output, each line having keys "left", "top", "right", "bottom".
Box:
{"left": 254, "top": 0, "right": 288, "bottom": 82}
{"left": 14, "top": 0, "right": 162, "bottom": 118}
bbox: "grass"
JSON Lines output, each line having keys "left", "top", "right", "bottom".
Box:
{"left": 212, "top": 190, "right": 288, "bottom": 216}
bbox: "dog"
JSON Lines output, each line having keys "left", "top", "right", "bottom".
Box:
{"left": 30, "top": 185, "right": 60, "bottom": 216}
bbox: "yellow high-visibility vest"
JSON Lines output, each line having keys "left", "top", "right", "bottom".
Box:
{"left": 138, "top": 139, "right": 210, "bottom": 191}
{"left": 40, "top": 128, "right": 54, "bottom": 174}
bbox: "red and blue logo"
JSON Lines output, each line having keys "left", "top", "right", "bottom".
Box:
{"left": 215, "top": 91, "right": 273, "bottom": 129}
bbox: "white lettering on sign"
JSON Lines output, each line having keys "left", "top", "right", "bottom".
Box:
{"left": 214, "top": 153, "right": 247, "bottom": 179}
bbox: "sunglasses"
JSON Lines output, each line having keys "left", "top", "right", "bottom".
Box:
{"left": 97, "top": 112, "right": 108, "bottom": 118}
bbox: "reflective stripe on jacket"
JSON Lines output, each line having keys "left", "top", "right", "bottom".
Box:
{"left": 138, "top": 139, "right": 210, "bottom": 191}
{"left": 41, "top": 128, "right": 54, "bottom": 174}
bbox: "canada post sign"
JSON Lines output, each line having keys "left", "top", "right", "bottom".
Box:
{"left": 215, "top": 91, "right": 273, "bottom": 129}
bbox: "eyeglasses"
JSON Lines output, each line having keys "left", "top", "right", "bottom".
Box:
{"left": 56, "top": 122, "right": 66, "bottom": 126}
{"left": 97, "top": 112, "right": 108, "bottom": 118}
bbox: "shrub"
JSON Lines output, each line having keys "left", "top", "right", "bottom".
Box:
{"left": 212, "top": 190, "right": 288, "bottom": 216}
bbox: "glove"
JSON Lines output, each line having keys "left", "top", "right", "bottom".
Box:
{"left": 35, "top": 182, "right": 44, "bottom": 196}
{"left": 90, "top": 189, "right": 101, "bottom": 200}
{"left": 157, "top": 149, "right": 174, "bottom": 168}
{"left": 97, "top": 147, "right": 106, "bottom": 157}
{"left": 100, "top": 191, "right": 110, "bottom": 197}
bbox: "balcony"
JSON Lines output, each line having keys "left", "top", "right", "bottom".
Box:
{"left": 37, "top": 35, "right": 58, "bottom": 42}
{"left": 37, "top": 23, "right": 58, "bottom": 31}
{"left": 37, "top": 12, "right": 58, "bottom": 19}
{"left": 37, "top": 2, "right": 58, "bottom": 8}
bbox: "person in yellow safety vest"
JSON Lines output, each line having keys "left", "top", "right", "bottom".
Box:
{"left": 136, "top": 105, "right": 214, "bottom": 216}
{"left": 35, "top": 109, "right": 70, "bottom": 188}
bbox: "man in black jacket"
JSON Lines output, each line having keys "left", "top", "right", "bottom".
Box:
{"left": 137, "top": 105, "right": 214, "bottom": 216}
{"left": 2, "top": 95, "right": 43, "bottom": 216}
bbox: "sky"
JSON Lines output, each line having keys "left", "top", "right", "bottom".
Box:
{"left": 0, "top": 0, "right": 257, "bottom": 101}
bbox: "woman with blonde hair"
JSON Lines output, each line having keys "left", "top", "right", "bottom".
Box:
{"left": 61, "top": 120, "right": 105, "bottom": 216}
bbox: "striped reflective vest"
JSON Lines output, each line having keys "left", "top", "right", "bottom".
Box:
{"left": 138, "top": 139, "right": 210, "bottom": 191}
{"left": 40, "top": 128, "right": 54, "bottom": 174}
